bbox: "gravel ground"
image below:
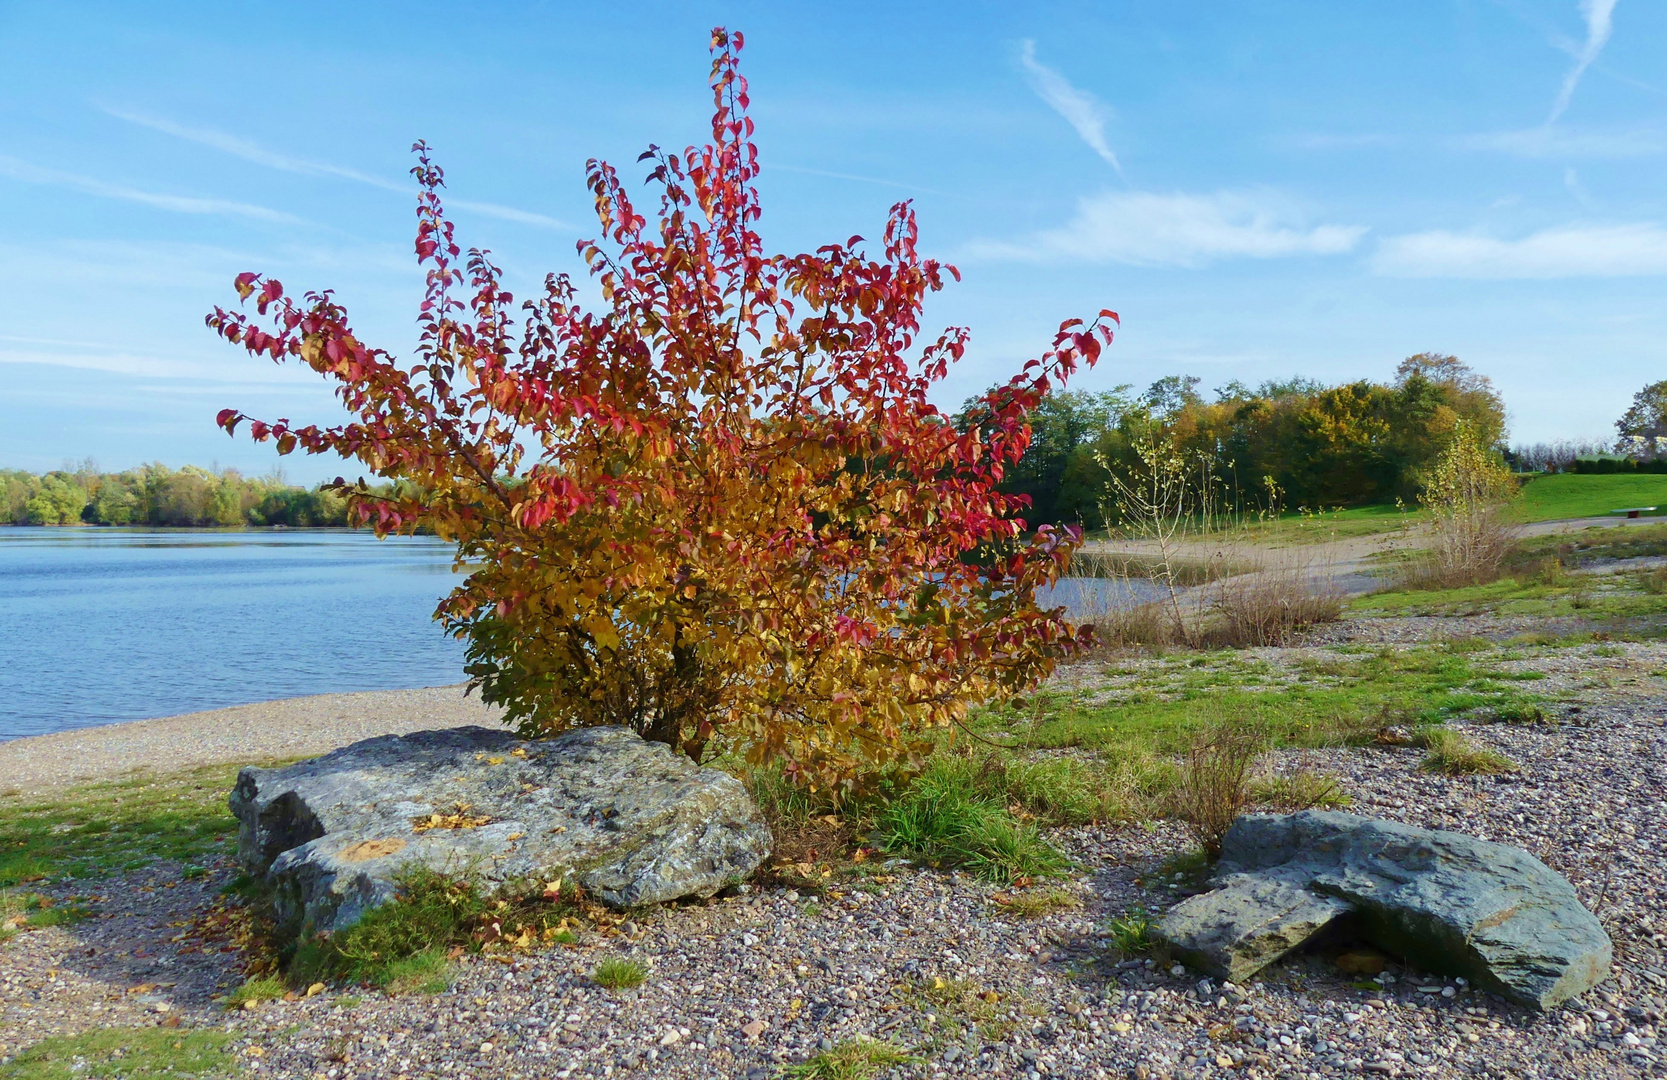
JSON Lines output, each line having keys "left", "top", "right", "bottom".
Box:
{"left": 0, "top": 686, "right": 504, "bottom": 797}
{"left": 2, "top": 621, "right": 1665, "bottom": 1079}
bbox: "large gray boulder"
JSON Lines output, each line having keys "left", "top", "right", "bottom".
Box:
{"left": 229, "top": 725, "right": 772, "bottom": 933}
{"left": 1157, "top": 811, "right": 1610, "bottom": 1011}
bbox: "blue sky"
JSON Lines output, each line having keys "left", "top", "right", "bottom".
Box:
{"left": 2, "top": 1, "right": 1663, "bottom": 481}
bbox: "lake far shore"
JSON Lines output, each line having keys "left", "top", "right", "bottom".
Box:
{"left": 0, "top": 685, "right": 503, "bottom": 796}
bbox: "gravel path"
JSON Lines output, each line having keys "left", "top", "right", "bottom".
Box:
{"left": 2, "top": 627, "right": 1665, "bottom": 1078}
{"left": 0, "top": 686, "right": 504, "bottom": 797}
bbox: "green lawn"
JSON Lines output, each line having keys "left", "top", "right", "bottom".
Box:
{"left": 976, "top": 644, "right": 1547, "bottom": 758}
{"left": 1515, "top": 473, "right": 1667, "bottom": 522}
{"left": 0, "top": 765, "right": 246, "bottom": 886}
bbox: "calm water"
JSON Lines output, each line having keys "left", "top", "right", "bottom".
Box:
{"left": 0, "top": 529, "right": 467, "bottom": 741}
{"left": 0, "top": 528, "right": 1155, "bottom": 742}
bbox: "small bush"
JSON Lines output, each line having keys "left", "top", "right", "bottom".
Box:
{"left": 1642, "top": 567, "right": 1667, "bottom": 594}
{"left": 876, "top": 755, "right": 1067, "bottom": 883}
{"left": 1417, "top": 420, "right": 1521, "bottom": 588}
{"left": 1417, "top": 727, "right": 1514, "bottom": 775}
{"left": 592, "top": 956, "right": 647, "bottom": 990}
{"left": 1172, "top": 717, "right": 1268, "bottom": 859}
{"left": 224, "top": 974, "right": 286, "bottom": 1008}
{"left": 782, "top": 1038, "right": 916, "bottom": 1080}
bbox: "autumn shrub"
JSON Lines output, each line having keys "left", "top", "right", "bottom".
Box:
{"left": 208, "top": 29, "right": 1111, "bottom": 793}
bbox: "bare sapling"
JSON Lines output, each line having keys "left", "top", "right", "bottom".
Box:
{"left": 1101, "top": 437, "right": 1202, "bottom": 646}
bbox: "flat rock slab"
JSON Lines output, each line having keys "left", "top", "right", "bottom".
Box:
{"left": 228, "top": 725, "right": 772, "bottom": 933}
{"left": 1157, "top": 811, "right": 1611, "bottom": 1011}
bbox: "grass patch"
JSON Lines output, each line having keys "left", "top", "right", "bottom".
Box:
{"left": 592, "top": 956, "right": 646, "bottom": 990}
{"left": 381, "top": 949, "right": 454, "bottom": 995}
{"left": 0, "top": 764, "right": 251, "bottom": 887}
{"left": 1235, "top": 503, "right": 1422, "bottom": 544}
{"left": 901, "top": 976, "right": 1013, "bottom": 1039}
{"left": 781, "top": 1037, "right": 917, "bottom": 1080}
{"left": 1249, "top": 769, "right": 1351, "bottom": 810}
{"left": 989, "top": 886, "right": 1080, "bottom": 918}
{"left": 975, "top": 647, "right": 1545, "bottom": 759}
{"left": 286, "top": 867, "right": 581, "bottom": 992}
{"left": 224, "top": 975, "right": 286, "bottom": 1008}
{"left": 875, "top": 754, "right": 1068, "bottom": 883}
{"left": 1417, "top": 727, "right": 1514, "bottom": 775}
{"left": 1104, "top": 906, "right": 1158, "bottom": 955}
{"left": 0, "top": 1027, "right": 237, "bottom": 1080}
{"left": 1, "top": 892, "right": 91, "bottom": 933}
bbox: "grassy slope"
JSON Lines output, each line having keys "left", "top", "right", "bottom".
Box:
{"left": 1514, "top": 473, "right": 1667, "bottom": 522}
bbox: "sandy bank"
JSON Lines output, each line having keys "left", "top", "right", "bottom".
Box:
{"left": 0, "top": 685, "right": 505, "bottom": 796}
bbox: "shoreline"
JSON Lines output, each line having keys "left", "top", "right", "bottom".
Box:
{"left": 0, "top": 685, "right": 504, "bottom": 797}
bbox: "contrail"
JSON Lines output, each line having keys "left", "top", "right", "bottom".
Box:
{"left": 1547, "top": 0, "right": 1619, "bottom": 125}
{"left": 1019, "top": 40, "right": 1125, "bottom": 178}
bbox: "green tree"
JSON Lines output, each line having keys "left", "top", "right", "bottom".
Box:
{"left": 25, "top": 476, "right": 88, "bottom": 525}
{"left": 1616, "top": 379, "right": 1667, "bottom": 458}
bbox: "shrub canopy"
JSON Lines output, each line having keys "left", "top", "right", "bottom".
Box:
{"left": 208, "top": 29, "right": 1110, "bottom": 791}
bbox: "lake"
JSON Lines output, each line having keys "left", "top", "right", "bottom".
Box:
{"left": 0, "top": 529, "right": 466, "bottom": 741}
{"left": 0, "top": 528, "right": 1155, "bottom": 742}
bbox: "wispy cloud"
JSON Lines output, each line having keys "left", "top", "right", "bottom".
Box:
{"left": 1373, "top": 222, "right": 1667, "bottom": 278}
{"left": 1456, "top": 124, "right": 1665, "bottom": 158}
{"left": 1547, "top": 0, "right": 1619, "bottom": 125}
{"left": 1563, "top": 167, "right": 1593, "bottom": 204}
{"left": 970, "top": 190, "right": 1366, "bottom": 267}
{"left": 1018, "top": 41, "right": 1124, "bottom": 177}
{"left": 770, "top": 162, "right": 950, "bottom": 197}
{"left": 0, "top": 155, "right": 304, "bottom": 224}
{"left": 1283, "top": 132, "right": 1405, "bottom": 150}
{"left": 101, "top": 104, "right": 570, "bottom": 229}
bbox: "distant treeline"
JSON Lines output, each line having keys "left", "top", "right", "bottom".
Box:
{"left": 2, "top": 464, "right": 350, "bottom": 527}
{"left": 971, "top": 353, "right": 1508, "bottom": 529}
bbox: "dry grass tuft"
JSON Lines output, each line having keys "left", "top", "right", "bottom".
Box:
{"left": 989, "top": 886, "right": 1080, "bottom": 918}
{"left": 1172, "top": 717, "right": 1269, "bottom": 858}
{"left": 1208, "top": 563, "right": 1346, "bottom": 647}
